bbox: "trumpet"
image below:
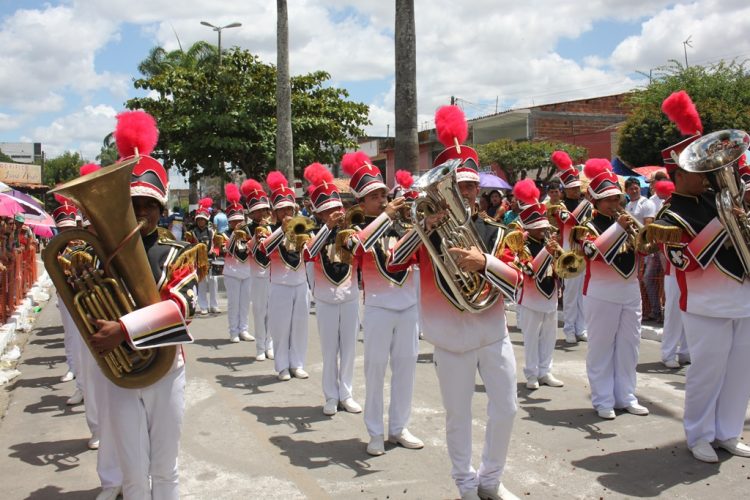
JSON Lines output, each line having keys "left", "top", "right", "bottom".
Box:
{"left": 343, "top": 205, "right": 365, "bottom": 228}
{"left": 554, "top": 225, "right": 590, "bottom": 279}
{"left": 613, "top": 208, "right": 653, "bottom": 253}
{"left": 285, "top": 215, "right": 316, "bottom": 252}
{"left": 213, "top": 232, "right": 229, "bottom": 248}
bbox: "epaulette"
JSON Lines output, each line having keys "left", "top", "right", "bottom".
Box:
{"left": 654, "top": 202, "right": 671, "bottom": 220}
{"left": 169, "top": 242, "right": 209, "bottom": 281}
{"left": 157, "top": 227, "right": 177, "bottom": 241}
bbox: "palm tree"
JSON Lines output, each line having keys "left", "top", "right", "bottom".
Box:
{"left": 96, "top": 132, "right": 118, "bottom": 166}
{"left": 276, "top": 0, "right": 295, "bottom": 182}
{"left": 395, "top": 0, "right": 419, "bottom": 174}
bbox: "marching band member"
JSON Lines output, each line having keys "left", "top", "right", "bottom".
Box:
{"left": 258, "top": 171, "right": 310, "bottom": 381}
{"left": 580, "top": 159, "right": 649, "bottom": 420}
{"left": 509, "top": 179, "right": 565, "bottom": 390}
{"left": 243, "top": 179, "right": 274, "bottom": 361}
{"left": 551, "top": 151, "right": 591, "bottom": 344}
{"left": 647, "top": 91, "right": 750, "bottom": 462}
{"left": 187, "top": 197, "right": 219, "bottom": 315}
{"left": 341, "top": 151, "right": 423, "bottom": 457}
{"left": 387, "top": 105, "right": 522, "bottom": 500}
{"left": 89, "top": 111, "right": 203, "bottom": 499}
{"left": 393, "top": 170, "right": 423, "bottom": 339}
{"left": 649, "top": 180, "right": 688, "bottom": 369}
{"left": 302, "top": 163, "right": 362, "bottom": 416}
{"left": 53, "top": 190, "right": 124, "bottom": 500}
{"left": 222, "top": 183, "right": 254, "bottom": 344}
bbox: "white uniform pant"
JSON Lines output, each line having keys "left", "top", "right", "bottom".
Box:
{"left": 59, "top": 300, "right": 84, "bottom": 392}
{"left": 518, "top": 306, "right": 557, "bottom": 380}
{"left": 563, "top": 274, "right": 586, "bottom": 338}
{"left": 106, "top": 363, "right": 185, "bottom": 500}
{"left": 661, "top": 275, "right": 689, "bottom": 362}
{"left": 583, "top": 295, "right": 641, "bottom": 410}
{"left": 82, "top": 348, "right": 123, "bottom": 488}
{"left": 251, "top": 276, "right": 272, "bottom": 355}
{"left": 316, "top": 300, "right": 359, "bottom": 402}
{"left": 268, "top": 282, "right": 309, "bottom": 372}
{"left": 197, "top": 275, "right": 218, "bottom": 311}
{"left": 682, "top": 313, "right": 750, "bottom": 447}
{"left": 363, "top": 304, "right": 418, "bottom": 438}
{"left": 414, "top": 266, "right": 422, "bottom": 335}
{"left": 434, "top": 337, "right": 517, "bottom": 496}
{"left": 224, "top": 275, "right": 252, "bottom": 338}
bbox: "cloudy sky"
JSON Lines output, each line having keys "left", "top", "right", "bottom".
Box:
{"left": 1, "top": 0, "right": 749, "bottom": 162}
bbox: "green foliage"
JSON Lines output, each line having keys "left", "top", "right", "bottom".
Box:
{"left": 476, "top": 139, "right": 587, "bottom": 183}
{"left": 618, "top": 60, "right": 750, "bottom": 166}
{"left": 97, "top": 132, "right": 118, "bottom": 167}
{"left": 126, "top": 44, "right": 370, "bottom": 180}
{"left": 0, "top": 149, "right": 13, "bottom": 163}
{"left": 43, "top": 151, "right": 84, "bottom": 186}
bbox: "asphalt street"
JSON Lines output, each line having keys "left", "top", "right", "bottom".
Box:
{"left": 1, "top": 290, "right": 749, "bottom": 499}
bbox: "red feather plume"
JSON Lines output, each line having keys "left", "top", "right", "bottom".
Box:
{"left": 512, "top": 178, "right": 540, "bottom": 206}
{"left": 583, "top": 158, "right": 612, "bottom": 180}
{"left": 241, "top": 179, "right": 264, "bottom": 197}
{"left": 654, "top": 180, "right": 675, "bottom": 198}
{"left": 304, "top": 162, "right": 333, "bottom": 187}
{"left": 395, "top": 170, "right": 414, "bottom": 189}
{"left": 551, "top": 150, "right": 572, "bottom": 171}
{"left": 53, "top": 193, "right": 72, "bottom": 205}
{"left": 435, "top": 105, "right": 468, "bottom": 148}
{"left": 80, "top": 163, "right": 101, "bottom": 176}
{"left": 341, "top": 151, "right": 371, "bottom": 177}
{"left": 114, "top": 110, "right": 159, "bottom": 158}
{"left": 225, "top": 183, "right": 241, "bottom": 204}
{"left": 266, "top": 171, "right": 289, "bottom": 192}
{"left": 662, "top": 91, "right": 703, "bottom": 136}
{"left": 198, "top": 197, "right": 213, "bottom": 209}
{"left": 739, "top": 155, "right": 746, "bottom": 168}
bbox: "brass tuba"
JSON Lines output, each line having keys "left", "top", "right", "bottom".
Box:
{"left": 678, "top": 129, "right": 750, "bottom": 274}
{"left": 284, "top": 215, "right": 316, "bottom": 252}
{"left": 411, "top": 159, "right": 501, "bottom": 313}
{"left": 42, "top": 157, "right": 176, "bottom": 389}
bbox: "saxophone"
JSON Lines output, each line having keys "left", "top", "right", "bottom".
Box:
{"left": 42, "top": 157, "right": 176, "bottom": 389}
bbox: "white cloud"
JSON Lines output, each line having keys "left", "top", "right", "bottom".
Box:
{"left": 0, "top": 112, "right": 22, "bottom": 132}
{"left": 2, "top": 0, "right": 750, "bottom": 156}
{"left": 32, "top": 105, "right": 117, "bottom": 160}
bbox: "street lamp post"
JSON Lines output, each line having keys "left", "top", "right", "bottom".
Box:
{"left": 200, "top": 21, "right": 242, "bottom": 65}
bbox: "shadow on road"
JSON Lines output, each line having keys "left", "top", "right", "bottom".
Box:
{"left": 520, "top": 406, "right": 618, "bottom": 441}
{"left": 10, "top": 376, "right": 63, "bottom": 391}
{"left": 24, "top": 394, "right": 83, "bottom": 417}
{"left": 26, "top": 485, "right": 100, "bottom": 499}
{"left": 191, "top": 338, "right": 228, "bottom": 350}
{"left": 244, "top": 404, "right": 330, "bottom": 434}
{"left": 417, "top": 352, "right": 433, "bottom": 364}
{"left": 32, "top": 325, "right": 64, "bottom": 337}
{"left": 216, "top": 373, "right": 277, "bottom": 395}
{"left": 637, "top": 361, "right": 687, "bottom": 377}
{"left": 28, "top": 337, "right": 65, "bottom": 350}
{"left": 21, "top": 355, "right": 67, "bottom": 370}
{"left": 9, "top": 438, "right": 91, "bottom": 472}
{"left": 571, "top": 442, "right": 722, "bottom": 497}
{"left": 196, "top": 356, "right": 254, "bottom": 372}
{"left": 269, "top": 435, "right": 377, "bottom": 478}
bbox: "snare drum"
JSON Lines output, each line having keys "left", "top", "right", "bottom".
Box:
{"left": 210, "top": 258, "right": 225, "bottom": 276}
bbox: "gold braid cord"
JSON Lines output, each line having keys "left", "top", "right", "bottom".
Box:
{"left": 169, "top": 242, "right": 209, "bottom": 282}
{"left": 644, "top": 224, "right": 683, "bottom": 244}
{"left": 157, "top": 227, "right": 177, "bottom": 241}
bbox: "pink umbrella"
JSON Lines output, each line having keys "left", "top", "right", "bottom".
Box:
{"left": 22, "top": 212, "right": 56, "bottom": 228}
{"left": 0, "top": 194, "right": 23, "bottom": 217}
{"left": 632, "top": 166, "right": 666, "bottom": 179}
{"left": 32, "top": 225, "right": 54, "bottom": 238}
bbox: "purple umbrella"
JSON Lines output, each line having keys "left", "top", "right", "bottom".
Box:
{"left": 3, "top": 190, "right": 44, "bottom": 215}
{"left": 478, "top": 172, "right": 512, "bottom": 190}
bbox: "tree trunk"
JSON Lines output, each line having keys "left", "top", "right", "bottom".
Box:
{"left": 394, "top": 0, "right": 419, "bottom": 175}
{"left": 276, "top": 0, "right": 295, "bottom": 183}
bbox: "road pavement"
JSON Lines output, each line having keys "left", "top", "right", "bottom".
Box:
{"left": 1, "top": 290, "right": 749, "bottom": 499}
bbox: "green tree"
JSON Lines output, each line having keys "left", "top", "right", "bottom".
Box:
{"left": 127, "top": 46, "right": 370, "bottom": 181}
{"left": 43, "top": 151, "right": 84, "bottom": 186}
{"left": 476, "top": 139, "right": 587, "bottom": 184}
{"left": 0, "top": 149, "right": 13, "bottom": 162}
{"left": 618, "top": 60, "right": 750, "bottom": 167}
{"left": 96, "top": 132, "right": 118, "bottom": 167}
